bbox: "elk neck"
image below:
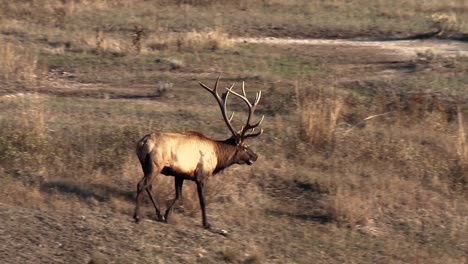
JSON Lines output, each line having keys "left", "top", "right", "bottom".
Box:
{"left": 213, "top": 137, "right": 239, "bottom": 174}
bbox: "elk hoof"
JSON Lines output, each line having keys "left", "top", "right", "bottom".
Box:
{"left": 156, "top": 214, "right": 165, "bottom": 222}
{"left": 205, "top": 226, "right": 229, "bottom": 237}
{"left": 203, "top": 223, "right": 211, "bottom": 230}
{"left": 164, "top": 211, "right": 172, "bottom": 222}
{"left": 219, "top": 229, "right": 229, "bottom": 236}
{"left": 134, "top": 215, "right": 140, "bottom": 223}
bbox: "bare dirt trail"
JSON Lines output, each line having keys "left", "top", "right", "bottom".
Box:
{"left": 235, "top": 37, "right": 468, "bottom": 58}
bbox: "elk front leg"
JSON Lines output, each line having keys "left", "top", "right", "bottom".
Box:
{"left": 164, "top": 176, "right": 184, "bottom": 222}
{"left": 196, "top": 180, "right": 210, "bottom": 229}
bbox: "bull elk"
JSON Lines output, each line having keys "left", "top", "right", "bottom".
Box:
{"left": 133, "top": 78, "right": 264, "bottom": 231}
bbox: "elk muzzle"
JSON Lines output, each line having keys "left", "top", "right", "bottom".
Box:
{"left": 246, "top": 152, "right": 258, "bottom": 165}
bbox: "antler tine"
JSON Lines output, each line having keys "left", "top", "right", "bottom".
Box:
{"left": 243, "top": 128, "right": 264, "bottom": 139}
{"left": 254, "top": 90, "right": 262, "bottom": 105}
{"left": 198, "top": 78, "right": 238, "bottom": 138}
{"left": 242, "top": 81, "right": 247, "bottom": 97}
{"left": 198, "top": 82, "right": 212, "bottom": 93}
{"left": 251, "top": 114, "right": 264, "bottom": 128}
{"left": 213, "top": 76, "right": 219, "bottom": 92}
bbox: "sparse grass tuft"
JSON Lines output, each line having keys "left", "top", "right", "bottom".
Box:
{"left": 0, "top": 94, "right": 48, "bottom": 168}
{"left": 147, "top": 28, "right": 232, "bottom": 52}
{"left": 326, "top": 188, "right": 371, "bottom": 229}
{"left": 431, "top": 12, "right": 460, "bottom": 35}
{"left": 220, "top": 247, "right": 242, "bottom": 263}
{"left": 0, "top": 39, "right": 43, "bottom": 87}
{"left": 80, "top": 29, "right": 128, "bottom": 55}
{"left": 456, "top": 106, "right": 468, "bottom": 164}
{"left": 296, "top": 86, "right": 343, "bottom": 147}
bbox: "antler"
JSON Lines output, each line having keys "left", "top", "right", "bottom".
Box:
{"left": 199, "top": 78, "right": 264, "bottom": 141}
{"left": 226, "top": 81, "right": 264, "bottom": 139}
{"left": 198, "top": 77, "right": 238, "bottom": 138}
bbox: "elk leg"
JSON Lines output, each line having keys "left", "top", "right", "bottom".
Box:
{"left": 196, "top": 180, "right": 210, "bottom": 229}
{"left": 134, "top": 175, "right": 163, "bottom": 222}
{"left": 134, "top": 155, "right": 162, "bottom": 222}
{"left": 164, "top": 176, "right": 184, "bottom": 221}
{"left": 146, "top": 185, "right": 163, "bottom": 221}
{"left": 134, "top": 177, "right": 145, "bottom": 223}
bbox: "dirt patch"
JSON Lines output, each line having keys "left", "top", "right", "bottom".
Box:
{"left": 0, "top": 202, "right": 256, "bottom": 264}
{"left": 235, "top": 37, "right": 468, "bottom": 59}
{"left": 228, "top": 25, "right": 413, "bottom": 40}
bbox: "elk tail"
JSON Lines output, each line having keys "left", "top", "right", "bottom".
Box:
{"left": 136, "top": 134, "right": 156, "bottom": 164}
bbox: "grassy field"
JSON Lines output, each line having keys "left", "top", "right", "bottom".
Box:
{"left": 1, "top": 1, "right": 468, "bottom": 263}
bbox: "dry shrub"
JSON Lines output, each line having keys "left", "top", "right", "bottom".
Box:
{"left": 130, "top": 25, "right": 146, "bottom": 54}
{"left": 243, "top": 248, "right": 266, "bottom": 264}
{"left": 0, "top": 94, "right": 48, "bottom": 167}
{"left": 80, "top": 30, "right": 128, "bottom": 54}
{"left": 431, "top": 12, "right": 460, "bottom": 35}
{"left": 1, "top": 180, "right": 47, "bottom": 209}
{"left": 326, "top": 185, "right": 372, "bottom": 229}
{"left": 0, "top": 40, "right": 42, "bottom": 87}
{"left": 456, "top": 106, "right": 468, "bottom": 164}
{"left": 147, "top": 28, "right": 232, "bottom": 52}
{"left": 454, "top": 106, "right": 468, "bottom": 190}
{"left": 219, "top": 245, "right": 265, "bottom": 264}
{"left": 80, "top": 27, "right": 231, "bottom": 55}
{"left": 0, "top": 0, "right": 84, "bottom": 28}
{"left": 296, "top": 86, "right": 343, "bottom": 146}
{"left": 220, "top": 247, "right": 242, "bottom": 263}
{"left": 370, "top": 90, "right": 455, "bottom": 131}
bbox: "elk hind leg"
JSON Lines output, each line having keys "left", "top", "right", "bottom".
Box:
{"left": 146, "top": 181, "right": 163, "bottom": 221}
{"left": 134, "top": 155, "right": 163, "bottom": 222}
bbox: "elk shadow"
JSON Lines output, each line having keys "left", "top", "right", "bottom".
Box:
{"left": 40, "top": 181, "right": 134, "bottom": 203}
{"left": 264, "top": 176, "right": 332, "bottom": 224}
{"left": 265, "top": 209, "right": 331, "bottom": 224}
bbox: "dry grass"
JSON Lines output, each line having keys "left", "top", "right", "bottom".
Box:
{"left": 2, "top": 0, "right": 468, "bottom": 55}
{"left": 80, "top": 29, "right": 128, "bottom": 54}
{"left": 327, "top": 188, "right": 371, "bottom": 229}
{"left": 296, "top": 86, "right": 343, "bottom": 147}
{"left": 457, "top": 106, "right": 468, "bottom": 163}
{"left": 1, "top": 75, "right": 468, "bottom": 263}
{"left": 0, "top": 39, "right": 42, "bottom": 87}
{"left": 219, "top": 245, "right": 265, "bottom": 264}
{"left": 146, "top": 28, "right": 232, "bottom": 52}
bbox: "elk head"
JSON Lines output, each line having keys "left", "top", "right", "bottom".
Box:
{"left": 198, "top": 77, "right": 264, "bottom": 166}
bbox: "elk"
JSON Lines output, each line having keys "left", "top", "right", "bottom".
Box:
{"left": 133, "top": 78, "right": 264, "bottom": 231}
